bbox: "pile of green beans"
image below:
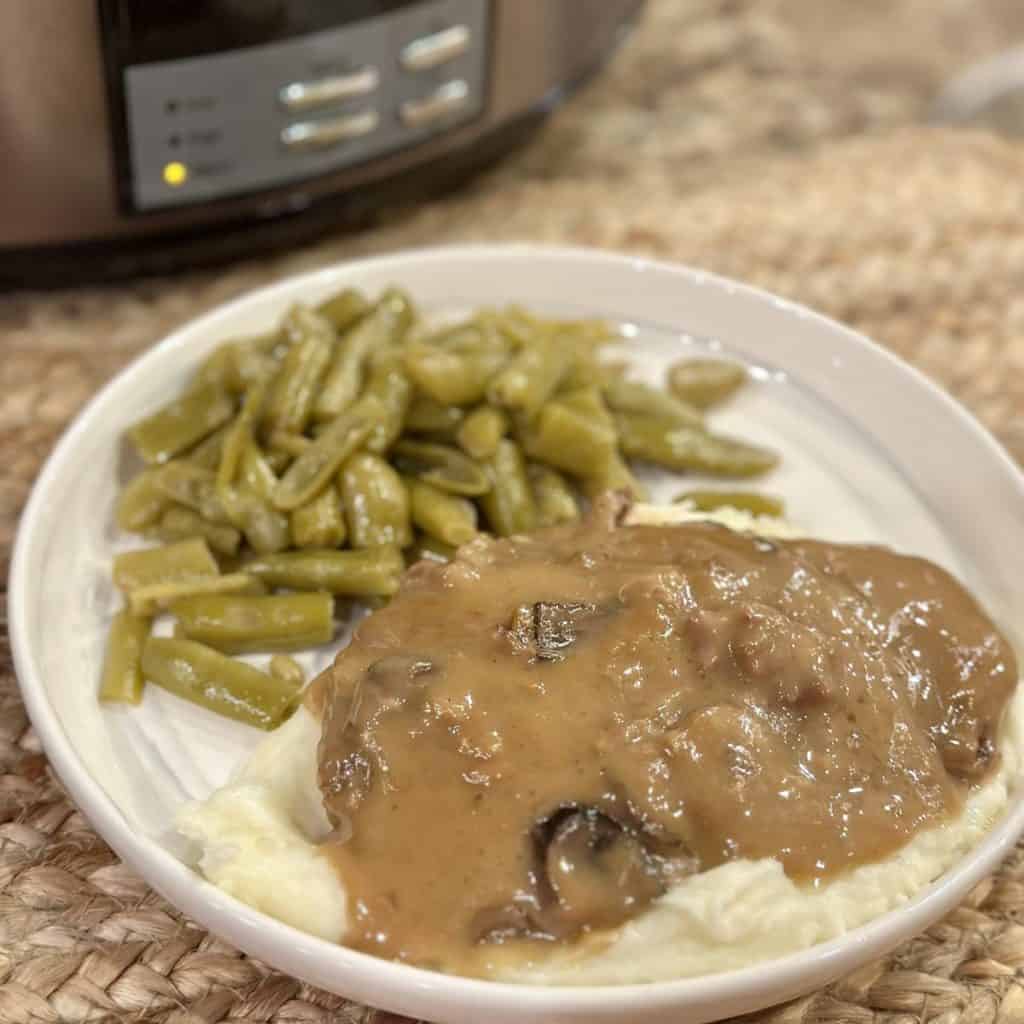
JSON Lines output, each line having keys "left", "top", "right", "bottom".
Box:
{"left": 102, "top": 287, "right": 779, "bottom": 728}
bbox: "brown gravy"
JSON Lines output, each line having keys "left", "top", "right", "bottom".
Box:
{"left": 308, "top": 498, "right": 1017, "bottom": 971}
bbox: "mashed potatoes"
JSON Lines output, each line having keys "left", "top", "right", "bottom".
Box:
{"left": 177, "top": 506, "right": 1024, "bottom": 983}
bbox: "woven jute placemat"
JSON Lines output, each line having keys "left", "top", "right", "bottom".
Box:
{"left": 3, "top": 3, "right": 1024, "bottom": 1021}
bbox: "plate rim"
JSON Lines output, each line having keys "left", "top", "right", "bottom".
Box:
{"left": 9, "top": 242, "right": 1024, "bottom": 1022}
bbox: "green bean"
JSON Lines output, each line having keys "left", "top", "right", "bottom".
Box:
{"left": 277, "top": 303, "right": 326, "bottom": 347}
{"left": 614, "top": 413, "right": 779, "bottom": 477}
{"left": 218, "top": 377, "right": 269, "bottom": 490}
{"left": 239, "top": 440, "right": 278, "bottom": 501}
{"left": 405, "top": 396, "right": 465, "bottom": 436}
{"left": 113, "top": 538, "right": 219, "bottom": 591}
{"left": 403, "top": 343, "right": 505, "bottom": 406}
{"left": 559, "top": 359, "right": 600, "bottom": 393}
{"left": 248, "top": 330, "right": 288, "bottom": 354}
{"left": 489, "top": 306, "right": 537, "bottom": 348}
{"left": 487, "top": 338, "right": 571, "bottom": 418}
{"left": 467, "top": 320, "right": 513, "bottom": 353}
{"left": 674, "top": 490, "right": 785, "bottom": 517}
{"left": 243, "top": 547, "right": 404, "bottom": 597}
{"left": 559, "top": 318, "right": 615, "bottom": 346}
{"left": 154, "top": 461, "right": 216, "bottom": 510}
{"left": 219, "top": 484, "right": 291, "bottom": 554}
{"left": 519, "top": 400, "right": 617, "bottom": 477}
{"left": 264, "top": 449, "right": 291, "bottom": 475}
{"left": 405, "top": 533, "right": 457, "bottom": 565}
{"left": 172, "top": 592, "right": 334, "bottom": 654}
{"left": 201, "top": 488, "right": 232, "bottom": 525}
{"left": 98, "top": 610, "right": 151, "bottom": 704}
{"left": 186, "top": 424, "right": 231, "bottom": 471}
{"left": 407, "top": 479, "right": 478, "bottom": 547}
{"left": 450, "top": 321, "right": 515, "bottom": 363}
{"left": 192, "top": 345, "right": 236, "bottom": 393}
{"left": 339, "top": 453, "right": 412, "bottom": 548}
{"left": 556, "top": 387, "right": 616, "bottom": 429}
{"left": 271, "top": 408, "right": 375, "bottom": 511}
{"left": 269, "top": 653, "right": 305, "bottom": 689}
{"left": 290, "top": 484, "right": 347, "bottom": 548}
{"left": 667, "top": 358, "right": 748, "bottom": 409}
{"left": 355, "top": 353, "right": 412, "bottom": 455}
{"left": 129, "top": 572, "right": 265, "bottom": 617}
{"left": 193, "top": 333, "right": 280, "bottom": 393}
{"left": 391, "top": 439, "right": 490, "bottom": 497}
{"left": 456, "top": 406, "right": 509, "bottom": 459}
{"left": 427, "top": 322, "right": 505, "bottom": 355}
{"left": 561, "top": 355, "right": 623, "bottom": 392}
{"left": 580, "top": 451, "right": 648, "bottom": 502}
{"left": 604, "top": 378, "right": 704, "bottom": 430}
{"left": 263, "top": 306, "right": 335, "bottom": 434}
{"left": 141, "top": 636, "right": 297, "bottom": 730}
{"left": 128, "top": 384, "right": 235, "bottom": 465}
{"left": 154, "top": 462, "right": 230, "bottom": 523}
{"left": 315, "top": 288, "right": 414, "bottom": 421}
{"left": 527, "top": 464, "right": 579, "bottom": 526}
{"left": 514, "top": 312, "right": 612, "bottom": 346}
{"left": 480, "top": 440, "right": 537, "bottom": 537}
{"left": 150, "top": 505, "right": 242, "bottom": 557}
{"left": 234, "top": 487, "right": 288, "bottom": 552}
{"left": 230, "top": 341, "right": 280, "bottom": 392}
{"left": 267, "top": 430, "right": 311, "bottom": 457}
{"left": 116, "top": 470, "right": 168, "bottom": 532}
{"left": 492, "top": 306, "right": 606, "bottom": 350}
{"left": 317, "top": 287, "right": 370, "bottom": 333}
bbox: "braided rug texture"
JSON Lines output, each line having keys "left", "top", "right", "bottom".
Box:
{"left": 3, "top": 2, "right": 1024, "bottom": 1021}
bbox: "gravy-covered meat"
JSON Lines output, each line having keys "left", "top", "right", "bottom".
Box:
{"left": 308, "top": 498, "right": 1017, "bottom": 971}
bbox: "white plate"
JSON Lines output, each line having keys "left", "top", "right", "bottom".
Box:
{"left": 10, "top": 245, "right": 1024, "bottom": 1024}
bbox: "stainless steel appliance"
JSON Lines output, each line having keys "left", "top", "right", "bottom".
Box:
{"left": 0, "top": 0, "right": 643, "bottom": 284}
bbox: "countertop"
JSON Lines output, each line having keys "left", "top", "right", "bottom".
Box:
{"left": 2, "top": 2, "right": 1024, "bottom": 1022}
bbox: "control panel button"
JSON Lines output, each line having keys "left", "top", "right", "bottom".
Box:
{"left": 400, "top": 25, "right": 471, "bottom": 72}
{"left": 281, "top": 110, "right": 380, "bottom": 151}
{"left": 400, "top": 80, "right": 470, "bottom": 128}
{"left": 279, "top": 67, "right": 380, "bottom": 112}
{"left": 123, "top": 0, "right": 490, "bottom": 210}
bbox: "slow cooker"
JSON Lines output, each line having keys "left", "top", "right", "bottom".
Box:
{"left": 0, "top": 0, "right": 643, "bottom": 285}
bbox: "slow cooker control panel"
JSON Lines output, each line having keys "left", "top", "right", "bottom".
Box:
{"left": 106, "top": 0, "right": 490, "bottom": 211}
